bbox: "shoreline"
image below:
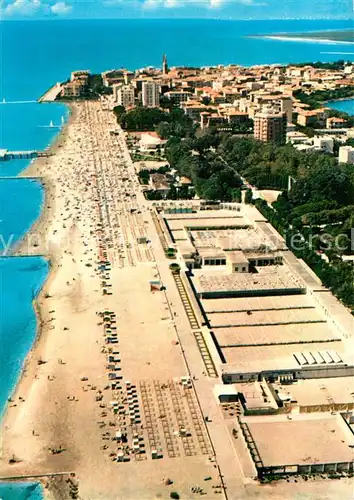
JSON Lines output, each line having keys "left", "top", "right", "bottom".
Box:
{"left": 0, "top": 100, "right": 223, "bottom": 499}
{"left": 14, "top": 103, "right": 74, "bottom": 255}
{"left": 2, "top": 104, "right": 75, "bottom": 413}
{"left": 325, "top": 96, "right": 354, "bottom": 104}
{"left": 254, "top": 35, "right": 354, "bottom": 45}
{"left": 0, "top": 100, "right": 96, "bottom": 498}
{"left": 0, "top": 105, "right": 76, "bottom": 497}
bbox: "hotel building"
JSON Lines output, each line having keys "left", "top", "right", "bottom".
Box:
{"left": 114, "top": 84, "right": 135, "bottom": 108}
{"left": 254, "top": 110, "right": 287, "bottom": 145}
{"left": 142, "top": 81, "right": 160, "bottom": 108}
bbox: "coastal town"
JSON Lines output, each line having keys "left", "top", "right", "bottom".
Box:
{"left": 52, "top": 56, "right": 354, "bottom": 158}
{"left": 1, "top": 56, "right": 354, "bottom": 500}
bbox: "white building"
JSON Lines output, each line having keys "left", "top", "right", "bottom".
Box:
{"left": 114, "top": 84, "right": 135, "bottom": 108}
{"left": 339, "top": 146, "right": 354, "bottom": 164}
{"left": 313, "top": 136, "right": 334, "bottom": 154}
{"left": 287, "top": 130, "right": 310, "bottom": 145}
{"left": 142, "top": 81, "right": 160, "bottom": 108}
{"left": 139, "top": 132, "right": 166, "bottom": 151}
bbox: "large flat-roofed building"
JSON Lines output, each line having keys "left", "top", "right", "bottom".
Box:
{"left": 209, "top": 306, "right": 329, "bottom": 328}
{"left": 202, "top": 294, "right": 316, "bottom": 313}
{"left": 219, "top": 376, "right": 354, "bottom": 415}
{"left": 160, "top": 204, "right": 354, "bottom": 388}
{"left": 166, "top": 217, "right": 248, "bottom": 232}
{"left": 271, "top": 376, "right": 354, "bottom": 413}
{"left": 242, "top": 413, "right": 354, "bottom": 477}
{"left": 163, "top": 207, "right": 286, "bottom": 272}
{"left": 215, "top": 324, "right": 339, "bottom": 348}
{"left": 220, "top": 343, "right": 354, "bottom": 383}
{"left": 190, "top": 227, "right": 286, "bottom": 252}
{"left": 192, "top": 265, "right": 304, "bottom": 298}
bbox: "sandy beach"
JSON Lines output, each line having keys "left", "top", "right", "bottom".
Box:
{"left": 0, "top": 101, "right": 223, "bottom": 499}
{"left": 260, "top": 36, "right": 354, "bottom": 45}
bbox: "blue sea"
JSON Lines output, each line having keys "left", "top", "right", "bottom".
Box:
{"left": 0, "top": 18, "right": 353, "bottom": 497}
{"left": 327, "top": 98, "right": 354, "bottom": 115}
{"left": 0, "top": 482, "right": 44, "bottom": 500}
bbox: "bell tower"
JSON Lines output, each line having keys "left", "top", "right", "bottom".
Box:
{"left": 162, "top": 54, "right": 169, "bottom": 75}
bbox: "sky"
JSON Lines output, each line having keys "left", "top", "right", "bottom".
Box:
{"left": 0, "top": 0, "right": 353, "bottom": 20}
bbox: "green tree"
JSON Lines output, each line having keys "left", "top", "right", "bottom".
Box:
{"left": 113, "top": 105, "right": 125, "bottom": 120}
{"left": 232, "top": 188, "right": 242, "bottom": 202}
{"left": 245, "top": 188, "right": 253, "bottom": 204}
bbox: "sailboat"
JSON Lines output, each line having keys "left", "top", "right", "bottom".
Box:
{"left": 38, "top": 119, "right": 60, "bottom": 128}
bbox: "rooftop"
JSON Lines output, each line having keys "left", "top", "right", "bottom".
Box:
{"left": 193, "top": 265, "right": 303, "bottom": 295}
{"left": 191, "top": 228, "right": 285, "bottom": 252}
{"left": 202, "top": 294, "right": 316, "bottom": 313}
{"left": 213, "top": 323, "right": 338, "bottom": 348}
{"left": 245, "top": 413, "right": 354, "bottom": 467}
{"left": 221, "top": 341, "right": 346, "bottom": 373}
{"left": 233, "top": 381, "right": 278, "bottom": 410}
{"left": 226, "top": 250, "right": 249, "bottom": 264}
{"left": 167, "top": 217, "right": 249, "bottom": 232}
{"left": 272, "top": 376, "right": 354, "bottom": 408}
{"left": 197, "top": 247, "right": 227, "bottom": 259}
{"left": 209, "top": 306, "right": 326, "bottom": 328}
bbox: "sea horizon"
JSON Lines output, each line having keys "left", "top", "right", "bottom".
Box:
{"left": 1, "top": 16, "right": 352, "bottom": 21}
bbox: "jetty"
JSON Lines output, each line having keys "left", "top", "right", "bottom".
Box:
{"left": 0, "top": 149, "right": 50, "bottom": 162}
{"left": 38, "top": 83, "right": 63, "bottom": 103}
{"left": 0, "top": 99, "right": 36, "bottom": 105}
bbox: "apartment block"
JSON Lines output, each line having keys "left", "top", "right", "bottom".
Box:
{"left": 339, "top": 146, "right": 354, "bottom": 164}
{"left": 254, "top": 111, "right": 287, "bottom": 144}
{"left": 114, "top": 84, "right": 135, "bottom": 108}
{"left": 142, "top": 81, "right": 160, "bottom": 108}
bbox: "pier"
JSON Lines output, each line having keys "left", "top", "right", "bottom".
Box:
{"left": 0, "top": 99, "right": 37, "bottom": 105}
{"left": 0, "top": 149, "right": 50, "bottom": 162}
